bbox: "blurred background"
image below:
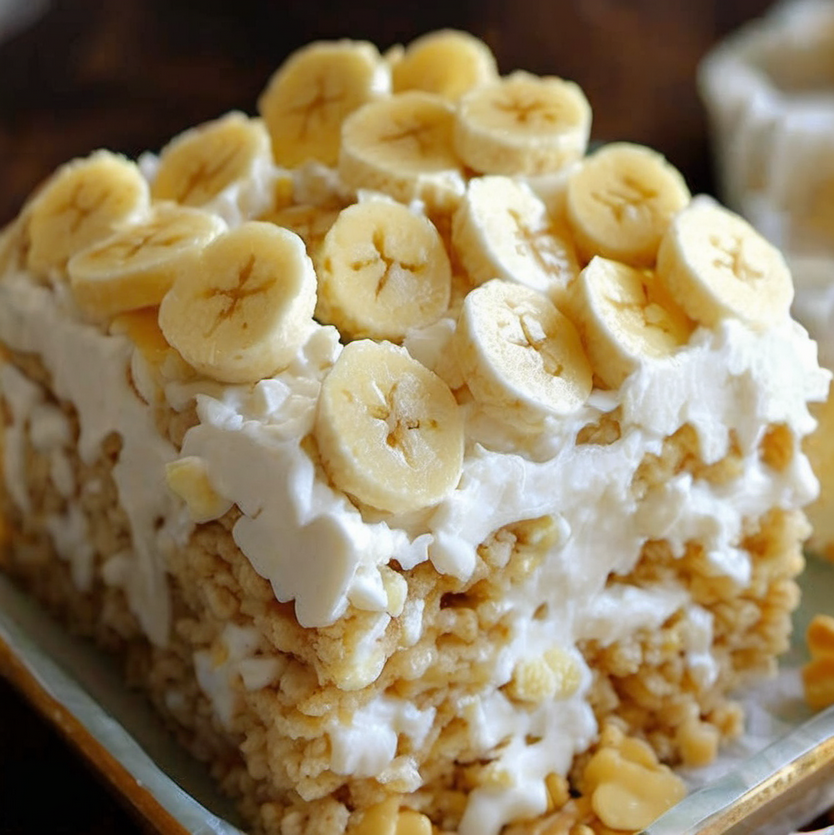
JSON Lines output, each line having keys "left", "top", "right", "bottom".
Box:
{"left": 0, "top": 0, "right": 785, "bottom": 832}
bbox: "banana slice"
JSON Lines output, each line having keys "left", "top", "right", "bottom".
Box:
{"left": 454, "top": 279, "right": 592, "bottom": 426}
{"left": 656, "top": 201, "right": 794, "bottom": 327}
{"left": 453, "top": 71, "right": 591, "bottom": 176}
{"left": 260, "top": 203, "right": 340, "bottom": 261}
{"left": 158, "top": 221, "right": 317, "bottom": 383}
{"left": 452, "top": 175, "right": 579, "bottom": 301}
{"left": 68, "top": 203, "right": 226, "bottom": 318}
{"left": 316, "top": 200, "right": 451, "bottom": 340}
{"left": 315, "top": 339, "right": 464, "bottom": 514}
{"left": 391, "top": 29, "right": 498, "bottom": 101}
{"left": 151, "top": 112, "right": 271, "bottom": 210}
{"left": 25, "top": 151, "right": 150, "bottom": 276}
{"left": 566, "top": 142, "right": 690, "bottom": 267}
{"left": 258, "top": 40, "right": 390, "bottom": 168}
{"left": 339, "top": 91, "right": 465, "bottom": 213}
{"left": 569, "top": 256, "right": 694, "bottom": 389}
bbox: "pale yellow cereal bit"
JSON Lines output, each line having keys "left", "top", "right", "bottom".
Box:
{"left": 545, "top": 772, "right": 571, "bottom": 812}
{"left": 616, "top": 735, "right": 661, "bottom": 770}
{"left": 507, "top": 657, "right": 558, "bottom": 703}
{"left": 803, "top": 614, "right": 834, "bottom": 709}
{"left": 348, "top": 798, "right": 432, "bottom": 835}
{"left": 109, "top": 308, "right": 172, "bottom": 367}
{"left": 582, "top": 733, "right": 687, "bottom": 832}
{"left": 675, "top": 718, "right": 720, "bottom": 767}
{"left": 380, "top": 565, "right": 407, "bottom": 617}
{"left": 479, "top": 762, "right": 515, "bottom": 789}
{"left": 165, "top": 456, "right": 233, "bottom": 523}
{"left": 807, "top": 613, "right": 834, "bottom": 658}
{"left": 760, "top": 423, "right": 794, "bottom": 472}
{"left": 210, "top": 639, "right": 229, "bottom": 667}
{"left": 507, "top": 648, "right": 579, "bottom": 703}
{"left": 395, "top": 809, "right": 433, "bottom": 835}
{"left": 546, "top": 647, "right": 582, "bottom": 697}
{"left": 802, "top": 657, "right": 834, "bottom": 710}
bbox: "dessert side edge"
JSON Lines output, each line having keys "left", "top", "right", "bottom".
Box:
{"left": 0, "top": 28, "right": 832, "bottom": 835}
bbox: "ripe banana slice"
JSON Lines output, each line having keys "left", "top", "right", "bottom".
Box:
{"left": 452, "top": 175, "right": 579, "bottom": 301}
{"left": 315, "top": 339, "right": 464, "bottom": 514}
{"left": 566, "top": 142, "right": 690, "bottom": 267}
{"left": 151, "top": 112, "right": 272, "bottom": 210}
{"left": 258, "top": 40, "right": 390, "bottom": 168}
{"left": 260, "top": 203, "right": 340, "bottom": 261}
{"left": 454, "top": 279, "right": 592, "bottom": 426}
{"left": 339, "top": 91, "right": 465, "bottom": 213}
{"left": 391, "top": 29, "right": 498, "bottom": 101}
{"left": 158, "top": 221, "right": 317, "bottom": 383}
{"left": 569, "top": 256, "right": 694, "bottom": 389}
{"left": 453, "top": 71, "right": 591, "bottom": 176}
{"left": 68, "top": 203, "right": 226, "bottom": 318}
{"left": 316, "top": 200, "right": 451, "bottom": 340}
{"left": 656, "top": 201, "right": 794, "bottom": 327}
{"left": 25, "top": 151, "right": 150, "bottom": 276}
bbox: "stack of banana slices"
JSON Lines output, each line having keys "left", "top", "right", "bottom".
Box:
{"left": 6, "top": 30, "right": 796, "bottom": 518}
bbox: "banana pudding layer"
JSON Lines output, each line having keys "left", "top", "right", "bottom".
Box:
{"left": 0, "top": 31, "right": 830, "bottom": 835}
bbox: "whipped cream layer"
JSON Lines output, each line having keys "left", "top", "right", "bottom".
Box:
{"left": 0, "top": 254, "right": 828, "bottom": 834}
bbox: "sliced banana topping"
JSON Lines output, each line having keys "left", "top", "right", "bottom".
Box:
{"left": 158, "top": 221, "right": 317, "bottom": 383}
{"left": 339, "top": 91, "right": 465, "bottom": 213}
{"left": 258, "top": 40, "right": 389, "bottom": 168}
{"left": 315, "top": 339, "right": 464, "bottom": 514}
{"left": 566, "top": 142, "right": 690, "bottom": 267}
{"left": 454, "top": 279, "right": 592, "bottom": 426}
{"left": 261, "top": 203, "right": 340, "bottom": 262}
{"left": 452, "top": 175, "right": 579, "bottom": 301}
{"left": 570, "top": 256, "right": 694, "bottom": 389}
{"left": 317, "top": 200, "right": 451, "bottom": 340}
{"left": 454, "top": 71, "right": 591, "bottom": 176}
{"left": 151, "top": 113, "right": 271, "bottom": 209}
{"left": 391, "top": 29, "right": 498, "bottom": 101}
{"left": 68, "top": 203, "right": 226, "bottom": 318}
{"left": 657, "top": 201, "right": 794, "bottom": 327}
{"left": 26, "top": 151, "right": 150, "bottom": 276}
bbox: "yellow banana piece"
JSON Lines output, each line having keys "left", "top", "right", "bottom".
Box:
{"left": 656, "top": 200, "right": 794, "bottom": 327}
{"left": 317, "top": 199, "right": 452, "bottom": 340}
{"left": 151, "top": 112, "right": 272, "bottom": 211}
{"left": 258, "top": 40, "right": 390, "bottom": 168}
{"left": 569, "top": 256, "right": 694, "bottom": 389}
{"left": 158, "top": 221, "right": 317, "bottom": 383}
{"left": 453, "top": 71, "right": 591, "bottom": 176}
{"left": 339, "top": 91, "right": 465, "bottom": 213}
{"left": 454, "top": 279, "right": 592, "bottom": 426}
{"left": 25, "top": 151, "right": 150, "bottom": 276}
{"left": 452, "top": 175, "right": 579, "bottom": 301}
{"left": 391, "top": 29, "right": 498, "bottom": 101}
{"left": 314, "top": 339, "right": 464, "bottom": 514}
{"left": 68, "top": 203, "right": 226, "bottom": 318}
{"left": 566, "top": 142, "right": 690, "bottom": 267}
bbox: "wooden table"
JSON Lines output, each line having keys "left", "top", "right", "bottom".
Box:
{"left": 0, "top": 1, "right": 792, "bottom": 832}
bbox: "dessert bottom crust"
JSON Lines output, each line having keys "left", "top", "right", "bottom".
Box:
{"left": 0, "top": 348, "right": 807, "bottom": 835}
